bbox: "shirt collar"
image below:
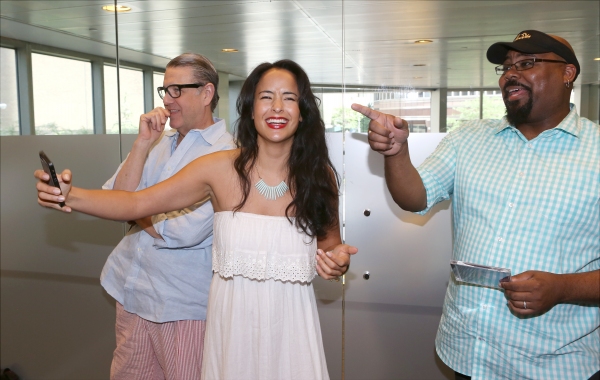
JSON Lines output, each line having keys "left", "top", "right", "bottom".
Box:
{"left": 165, "top": 117, "right": 227, "bottom": 145}
{"left": 494, "top": 103, "right": 581, "bottom": 138}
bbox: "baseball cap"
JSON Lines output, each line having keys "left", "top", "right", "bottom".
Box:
{"left": 487, "top": 30, "right": 580, "bottom": 79}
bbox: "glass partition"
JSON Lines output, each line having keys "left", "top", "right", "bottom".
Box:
{"left": 115, "top": 2, "right": 346, "bottom": 377}
{"left": 341, "top": 2, "right": 454, "bottom": 379}
{"left": 104, "top": 64, "right": 144, "bottom": 134}
{"left": 0, "top": 2, "right": 124, "bottom": 379}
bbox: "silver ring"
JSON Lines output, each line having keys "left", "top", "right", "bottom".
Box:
{"left": 523, "top": 301, "right": 527, "bottom": 309}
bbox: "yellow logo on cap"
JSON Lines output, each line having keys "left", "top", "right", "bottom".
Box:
{"left": 514, "top": 32, "right": 531, "bottom": 41}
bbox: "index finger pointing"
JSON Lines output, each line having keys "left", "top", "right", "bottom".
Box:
{"left": 351, "top": 103, "right": 382, "bottom": 121}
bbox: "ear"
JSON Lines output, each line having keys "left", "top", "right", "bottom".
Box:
{"left": 202, "top": 83, "right": 215, "bottom": 107}
{"left": 563, "top": 64, "right": 576, "bottom": 84}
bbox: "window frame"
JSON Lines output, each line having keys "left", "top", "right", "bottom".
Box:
{"left": 1, "top": 36, "right": 164, "bottom": 135}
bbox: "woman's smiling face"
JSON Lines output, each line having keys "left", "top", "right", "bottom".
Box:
{"left": 253, "top": 68, "right": 302, "bottom": 144}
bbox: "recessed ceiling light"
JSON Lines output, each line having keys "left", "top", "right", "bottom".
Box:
{"left": 413, "top": 76, "right": 423, "bottom": 79}
{"left": 414, "top": 39, "right": 433, "bottom": 44}
{"left": 221, "top": 48, "right": 238, "bottom": 53}
{"left": 594, "top": 57, "right": 600, "bottom": 61}
{"left": 102, "top": 5, "right": 131, "bottom": 12}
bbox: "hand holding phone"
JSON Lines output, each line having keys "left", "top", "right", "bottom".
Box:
{"left": 450, "top": 260, "right": 511, "bottom": 289}
{"left": 39, "top": 150, "right": 65, "bottom": 207}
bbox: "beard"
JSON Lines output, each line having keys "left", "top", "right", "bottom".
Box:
{"left": 503, "top": 80, "right": 533, "bottom": 127}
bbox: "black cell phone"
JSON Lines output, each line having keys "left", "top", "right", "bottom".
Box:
{"left": 39, "top": 150, "right": 65, "bottom": 207}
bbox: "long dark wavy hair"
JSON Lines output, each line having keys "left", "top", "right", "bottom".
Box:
{"left": 233, "top": 59, "right": 339, "bottom": 240}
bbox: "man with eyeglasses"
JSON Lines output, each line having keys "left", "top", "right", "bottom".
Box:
{"left": 101, "top": 53, "right": 235, "bottom": 379}
{"left": 353, "top": 30, "right": 599, "bottom": 380}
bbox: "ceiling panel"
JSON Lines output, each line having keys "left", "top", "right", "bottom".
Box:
{"left": 1, "top": 0, "right": 598, "bottom": 88}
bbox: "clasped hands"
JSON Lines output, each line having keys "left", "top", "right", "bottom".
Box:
{"left": 316, "top": 244, "right": 358, "bottom": 280}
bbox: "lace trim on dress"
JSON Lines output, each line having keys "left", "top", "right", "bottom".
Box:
{"left": 212, "top": 212, "right": 317, "bottom": 283}
{"left": 213, "top": 248, "right": 316, "bottom": 283}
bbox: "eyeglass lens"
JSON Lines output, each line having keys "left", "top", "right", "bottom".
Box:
{"left": 158, "top": 85, "right": 181, "bottom": 99}
{"left": 496, "top": 60, "right": 534, "bottom": 75}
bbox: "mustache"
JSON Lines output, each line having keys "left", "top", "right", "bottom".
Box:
{"left": 503, "top": 80, "right": 532, "bottom": 93}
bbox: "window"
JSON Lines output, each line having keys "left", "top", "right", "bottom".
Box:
{"left": 482, "top": 91, "right": 505, "bottom": 119}
{"left": 315, "top": 87, "right": 432, "bottom": 133}
{"left": 0, "top": 47, "right": 19, "bottom": 135}
{"left": 447, "top": 90, "right": 508, "bottom": 131}
{"left": 313, "top": 88, "right": 372, "bottom": 133}
{"left": 32, "top": 53, "right": 94, "bottom": 135}
{"left": 153, "top": 71, "right": 170, "bottom": 130}
{"left": 153, "top": 72, "right": 164, "bottom": 109}
{"left": 374, "top": 89, "right": 431, "bottom": 133}
{"left": 447, "top": 90, "right": 481, "bottom": 131}
{"left": 104, "top": 65, "right": 144, "bottom": 134}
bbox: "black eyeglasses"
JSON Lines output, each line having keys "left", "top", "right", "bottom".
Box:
{"left": 495, "top": 58, "right": 567, "bottom": 75}
{"left": 157, "top": 83, "right": 205, "bottom": 99}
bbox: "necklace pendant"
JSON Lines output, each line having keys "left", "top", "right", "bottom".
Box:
{"left": 255, "top": 178, "right": 289, "bottom": 200}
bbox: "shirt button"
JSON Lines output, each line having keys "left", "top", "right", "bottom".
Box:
{"left": 519, "top": 172, "right": 524, "bottom": 177}
{"left": 508, "top": 203, "right": 514, "bottom": 208}
{"left": 482, "top": 305, "right": 487, "bottom": 310}
{"left": 497, "top": 237, "right": 504, "bottom": 242}
{"left": 527, "top": 143, "right": 532, "bottom": 148}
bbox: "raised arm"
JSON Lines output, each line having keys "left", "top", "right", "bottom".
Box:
{"left": 113, "top": 107, "right": 169, "bottom": 190}
{"left": 111, "top": 107, "right": 170, "bottom": 239}
{"left": 351, "top": 103, "right": 427, "bottom": 212}
{"left": 36, "top": 152, "right": 219, "bottom": 222}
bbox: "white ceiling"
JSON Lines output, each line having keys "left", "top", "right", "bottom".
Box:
{"left": 1, "top": 0, "right": 598, "bottom": 88}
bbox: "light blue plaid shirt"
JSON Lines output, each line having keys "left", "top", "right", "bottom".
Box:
{"left": 417, "top": 105, "right": 599, "bottom": 379}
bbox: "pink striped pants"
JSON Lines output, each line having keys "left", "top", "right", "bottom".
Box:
{"left": 111, "top": 302, "right": 206, "bottom": 380}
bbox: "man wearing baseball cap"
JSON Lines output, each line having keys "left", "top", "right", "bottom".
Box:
{"left": 353, "top": 30, "right": 599, "bottom": 380}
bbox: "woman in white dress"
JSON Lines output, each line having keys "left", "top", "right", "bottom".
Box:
{"left": 36, "top": 59, "right": 358, "bottom": 380}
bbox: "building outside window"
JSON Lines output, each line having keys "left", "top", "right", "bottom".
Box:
{"left": 313, "top": 87, "right": 431, "bottom": 133}
{"left": 373, "top": 89, "right": 431, "bottom": 133}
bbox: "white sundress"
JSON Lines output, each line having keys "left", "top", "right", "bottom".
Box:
{"left": 201, "top": 211, "right": 330, "bottom": 380}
